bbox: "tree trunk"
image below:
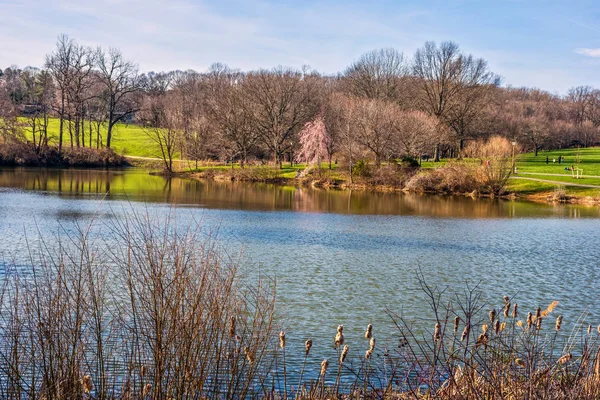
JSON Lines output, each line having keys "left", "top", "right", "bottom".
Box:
{"left": 434, "top": 144, "right": 440, "bottom": 162}
{"left": 59, "top": 97, "right": 65, "bottom": 153}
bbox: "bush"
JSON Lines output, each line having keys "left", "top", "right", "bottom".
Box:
{"left": 406, "top": 163, "right": 478, "bottom": 194}
{"left": 0, "top": 142, "right": 127, "bottom": 167}
{"left": 369, "top": 164, "right": 407, "bottom": 187}
{"left": 352, "top": 159, "right": 372, "bottom": 178}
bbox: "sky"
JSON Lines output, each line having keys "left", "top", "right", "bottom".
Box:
{"left": 1, "top": 0, "right": 600, "bottom": 94}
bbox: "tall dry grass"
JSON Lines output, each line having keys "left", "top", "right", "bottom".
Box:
{"left": 0, "top": 212, "right": 276, "bottom": 399}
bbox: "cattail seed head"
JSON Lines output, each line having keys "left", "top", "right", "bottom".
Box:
{"left": 555, "top": 315, "right": 563, "bottom": 331}
{"left": 279, "top": 331, "right": 286, "bottom": 349}
{"left": 365, "top": 324, "right": 373, "bottom": 339}
{"left": 81, "top": 375, "right": 93, "bottom": 394}
{"left": 504, "top": 296, "right": 510, "bottom": 304}
{"left": 482, "top": 324, "right": 489, "bottom": 334}
{"left": 536, "top": 307, "right": 541, "bottom": 320}
{"left": 513, "top": 303, "right": 518, "bottom": 318}
{"left": 142, "top": 383, "right": 152, "bottom": 397}
{"left": 335, "top": 331, "right": 344, "bottom": 348}
{"left": 140, "top": 365, "right": 146, "bottom": 378}
{"left": 320, "top": 359, "right": 329, "bottom": 376}
{"left": 558, "top": 353, "right": 572, "bottom": 365}
{"left": 536, "top": 317, "right": 542, "bottom": 331}
{"left": 365, "top": 349, "right": 373, "bottom": 359}
{"left": 229, "top": 316, "right": 236, "bottom": 337}
{"left": 434, "top": 323, "right": 441, "bottom": 342}
{"left": 244, "top": 346, "right": 254, "bottom": 364}
{"left": 369, "top": 337, "right": 375, "bottom": 351}
{"left": 527, "top": 312, "right": 533, "bottom": 329}
{"left": 489, "top": 309, "right": 497, "bottom": 324}
{"left": 515, "top": 358, "right": 526, "bottom": 367}
{"left": 589, "top": 325, "right": 593, "bottom": 334}
{"left": 337, "top": 325, "right": 344, "bottom": 333}
{"left": 504, "top": 303, "right": 511, "bottom": 318}
{"left": 340, "top": 345, "right": 349, "bottom": 363}
{"left": 494, "top": 320, "right": 500, "bottom": 335}
{"left": 461, "top": 325, "right": 470, "bottom": 342}
{"left": 597, "top": 325, "right": 600, "bottom": 334}
{"left": 476, "top": 333, "right": 488, "bottom": 349}
{"left": 305, "top": 339, "right": 312, "bottom": 356}
{"left": 453, "top": 316, "right": 460, "bottom": 333}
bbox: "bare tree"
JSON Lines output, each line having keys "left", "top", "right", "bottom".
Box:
{"left": 354, "top": 98, "right": 398, "bottom": 167}
{"left": 343, "top": 48, "right": 408, "bottom": 101}
{"left": 245, "top": 68, "right": 320, "bottom": 168}
{"left": 413, "top": 41, "right": 500, "bottom": 159}
{"left": 45, "top": 34, "right": 74, "bottom": 152}
{"left": 97, "top": 47, "right": 142, "bottom": 149}
{"left": 143, "top": 92, "right": 181, "bottom": 172}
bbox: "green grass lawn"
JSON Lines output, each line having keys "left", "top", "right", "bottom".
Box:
{"left": 21, "top": 117, "right": 163, "bottom": 158}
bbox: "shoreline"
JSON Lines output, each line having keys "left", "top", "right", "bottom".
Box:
{"left": 158, "top": 168, "right": 600, "bottom": 207}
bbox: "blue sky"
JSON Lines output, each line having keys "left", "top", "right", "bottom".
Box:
{"left": 1, "top": 0, "right": 600, "bottom": 93}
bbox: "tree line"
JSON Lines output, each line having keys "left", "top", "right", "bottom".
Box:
{"left": 1, "top": 35, "right": 600, "bottom": 171}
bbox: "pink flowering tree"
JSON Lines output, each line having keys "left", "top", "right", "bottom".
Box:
{"left": 295, "top": 115, "right": 331, "bottom": 173}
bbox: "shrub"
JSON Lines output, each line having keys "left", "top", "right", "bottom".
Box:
{"left": 0, "top": 142, "right": 127, "bottom": 167}
{"left": 352, "top": 159, "right": 372, "bottom": 178}
{"left": 406, "top": 163, "right": 478, "bottom": 194}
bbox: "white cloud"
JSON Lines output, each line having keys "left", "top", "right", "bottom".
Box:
{"left": 575, "top": 48, "right": 600, "bottom": 57}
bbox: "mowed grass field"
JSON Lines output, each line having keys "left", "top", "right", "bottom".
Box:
{"left": 21, "top": 117, "right": 163, "bottom": 158}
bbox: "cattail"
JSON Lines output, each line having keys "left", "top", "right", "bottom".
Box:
{"left": 434, "top": 323, "right": 441, "bottom": 342}
{"left": 365, "top": 349, "right": 373, "bottom": 359}
{"left": 489, "top": 309, "right": 497, "bottom": 324}
{"left": 142, "top": 383, "right": 152, "bottom": 397}
{"left": 555, "top": 315, "right": 563, "bottom": 331}
{"left": 305, "top": 339, "right": 313, "bottom": 356}
{"left": 594, "top": 346, "right": 600, "bottom": 379}
{"left": 504, "top": 295, "right": 510, "bottom": 304}
{"left": 476, "top": 333, "right": 488, "bottom": 349}
{"left": 558, "top": 353, "right": 572, "bottom": 365}
{"left": 536, "top": 316, "right": 542, "bottom": 331}
{"left": 535, "top": 307, "right": 541, "bottom": 320}
{"left": 482, "top": 324, "right": 488, "bottom": 334}
{"left": 527, "top": 312, "right": 533, "bottom": 329}
{"left": 365, "top": 324, "right": 373, "bottom": 339}
{"left": 81, "top": 375, "right": 93, "bottom": 394}
{"left": 453, "top": 316, "right": 460, "bottom": 333}
{"left": 279, "top": 331, "right": 286, "bottom": 349}
{"left": 513, "top": 303, "right": 518, "bottom": 318}
{"left": 140, "top": 365, "right": 146, "bottom": 378}
{"left": 494, "top": 320, "right": 500, "bottom": 335}
{"left": 244, "top": 346, "right": 254, "bottom": 364}
{"left": 461, "top": 324, "right": 470, "bottom": 342}
{"left": 589, "top": 325, "right": 593, "bottom": 334}
{"left": 369, "top": 337, "right": 375, "bottom": 351}
{"left": 334, "top": 325, "right": 344, "bottom": 348}
{"left": 320, "top": 359, "right": 329, "bottom": 376}
{"left": 597, "top": 325, "right": 600, "bottom": 334}
{"left": 504, "top": 302, "right": 511, "bottom": 318}
{"left": 515, "top": 358, "right": 526, "bottom": 367}
{"left": 340, "top": 345, "right": 349, "bottom": 363}
{"left": 229, "top": 316, "right": 236, "bottom": 337}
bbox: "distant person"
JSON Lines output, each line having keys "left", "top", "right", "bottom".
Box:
{"left": 546, "top": 156, "right": 549, "bottom": 164}
{"left": 558, "top": 156, "right": 562, "bottom": 163}
{"left": 553, "top": 158, "right": 556, "bottom": 163}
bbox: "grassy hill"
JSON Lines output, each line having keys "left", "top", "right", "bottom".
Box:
{"left": 21, "top": 117, "right": 162, "bottom": 158}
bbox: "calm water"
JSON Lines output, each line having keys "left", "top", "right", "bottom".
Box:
{"left": 1, "top": 166, "right": 600, "bottom": 379}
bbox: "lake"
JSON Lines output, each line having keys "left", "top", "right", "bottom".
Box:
{"left": 1, "top": 166, "right": 599, "bottom": 382}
